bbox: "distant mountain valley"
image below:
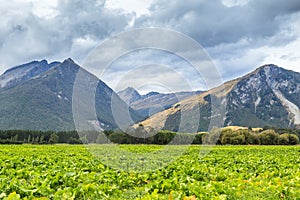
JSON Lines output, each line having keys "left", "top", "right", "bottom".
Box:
{"left": 0, "top": 59, "right": 299, "bottom": 132}
{"left": 117, "top": 87, "right": 203, "bottom": 119}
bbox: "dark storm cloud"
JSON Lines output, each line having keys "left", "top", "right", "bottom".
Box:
{"left": 0, "top": 0, "right": 132, "bottom": 71}
{"left": 1, "top": 0, "right": 299, "bottom": 91}
{"left": 135, "top": 0, "right": 300, "bottom": 47}
{"left": 132, "top": 0, "right": 300, "bottom": 82}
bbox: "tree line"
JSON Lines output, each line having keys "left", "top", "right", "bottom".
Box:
{"left": 204, "top": 128, "right": 299, "bottom": 145}
{"left": 0, "top": 130, "right": 81, "bottom": 144}
{"left": 106, "top": 127, "right": 299, "bottom": 145}
{"left": 0, "top": 127, "right": 299, "bottom": 145}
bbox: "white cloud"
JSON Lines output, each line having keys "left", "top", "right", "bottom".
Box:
{"left": 0, "top": 0, "right": 300, "bottom": 92}
{"left": 221, "top": 0, "right": 250, "bottom": 7}
{"left": 19, "top": 0, "right": 59, "bottom": 19}
{"left": 70, "top": 36, "right": 100, "bottom": 62}
{"left": 0, "top": 0, "right": 132, "bottom": 74}
{"left": 99, "top": 49, "right": 208, "bottom": 93}
{"left": 105, "top": 0, "right": 153, "bottom": 17}
{"left": 258, "top": 38, "right": 300, "bottom": 72}
{"left": 133, "top": 0, "right": 300, "bottom": 79}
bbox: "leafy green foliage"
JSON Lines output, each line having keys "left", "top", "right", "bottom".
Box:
{"left": 218, "top": 128, "right": 299, "bottom": 145}
{"left": 48, "top": 133, "right": 59, "bottom": 144}
{"left": 1, "top": 145, "right": 300, "bottom": 199}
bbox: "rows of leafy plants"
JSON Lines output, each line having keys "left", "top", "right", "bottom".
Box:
{"left": 0, "top": 145, "right": 300, "bottom": 199}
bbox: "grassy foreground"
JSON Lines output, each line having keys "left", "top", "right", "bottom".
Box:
{"left": 0, "top": 145, "right": 300, "bottom": 199}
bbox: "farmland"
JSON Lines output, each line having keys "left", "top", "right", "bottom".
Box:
{"left": 0, "top": 145, "right": 300, "bottom": 199}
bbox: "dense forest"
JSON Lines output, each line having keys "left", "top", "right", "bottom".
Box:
{"left": 0, "top": 126, "right": 299, "bottom": 145}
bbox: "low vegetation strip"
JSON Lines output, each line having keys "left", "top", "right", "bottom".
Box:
{"left": 0, "top": 127, "right": 299, "bottom": 145}
{"left": 0, "top": 145, "right": 300, "bottom": 199}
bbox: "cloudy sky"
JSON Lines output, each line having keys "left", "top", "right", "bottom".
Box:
{"left": 1, "top": 0, "right": 300, "bottom": 93}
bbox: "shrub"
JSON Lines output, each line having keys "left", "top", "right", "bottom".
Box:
{"left": 96, "top": 133, "right": 110, "bottom": 144}
{"left": 49, "top": 133, "right": 59, "bottom": 144}
{"left": 288, "top": 134, "right": 299, "bottom": 145}
{"left": 153, "top": 130, "right": 176, "bottom": 145}
{"left": 192, "top": 133, "right": 204, "bottom": 144}
{"left": 203, "top": 128, "right": 222, "bottom": 145}
{"left": 247, "top": 133, "right": 260, "bottom": 145}
{"left": 221, "top": 130, "right": 246, "bottom": 145}
{"left": 258, "top": 130, "right": 279, "bottom": 145}
{"left": 109, "top": 132, "right": 129, "bottom": 144}
{"left": 279, "top": 133, "right": 289, "bottom": 145}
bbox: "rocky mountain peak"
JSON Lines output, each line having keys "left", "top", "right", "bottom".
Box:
{"left": 63, "top": 58, "right": 75, "bottom": 64}
{"left": 0, "top": 60, "right": 61, "bottom": 88}
{"left": 138, "top": 64, "right": 300, "bottom": 131}
{"left": 117, "top": 87, "right": 141, "bottom": 105}
{"left": 0, "top": 58, "right": 141, "bottom": 130}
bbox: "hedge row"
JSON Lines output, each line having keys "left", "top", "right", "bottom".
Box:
{"left": 0, "top": 128, "right": 298, "bottom": 145}
{"left": 104, "top": 128, "right": 299, "bottom": 145}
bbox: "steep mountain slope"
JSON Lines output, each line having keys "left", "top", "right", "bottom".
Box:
{"left": 118, "top": 87, "right": 203, "bottom": 118}
{"left": 0, "top": 59, "right": 140, "bottom": 131}
{"left": 138, "top": 65, "right": 300, "bottom": 131}
{"left": 0, "top": 60, "right": 60, "bottom": 88}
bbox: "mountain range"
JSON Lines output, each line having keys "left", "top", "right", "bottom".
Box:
{"left": 0, "top": 59, "right": 299, "bottom": 131}
{"left": 0, "top": 58, "right": 140, "bottom": 131}
{"left": 117, "top": 87, "right": 202, "bottom": 118}
{"left": 138, "top": 64, "right": 300, "bottom": 132}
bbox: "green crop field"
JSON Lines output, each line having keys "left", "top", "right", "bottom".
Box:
{"left": 0, "top": 145, "right": 300, "bottom": 200}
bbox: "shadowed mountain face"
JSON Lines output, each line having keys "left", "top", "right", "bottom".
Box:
{"left": 118, "top": 87, "right": 203, "bottom": 119}
{"left": 138, "top": 65, "right": 300, "bottom": 132}
{"left": 1, "top": 60, "right": 299, "bottom": 132}
{"left": 0, "top": 60, "right": 60, "bottom": 89}
{"left": 0, "top": 59, "right": 140, "bottom": 131}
